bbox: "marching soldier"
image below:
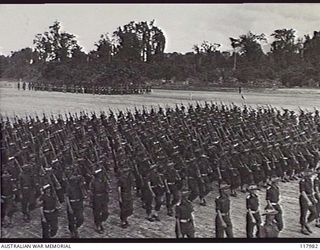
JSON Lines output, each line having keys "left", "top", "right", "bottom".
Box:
{"left": 175, "top": 189, "right": 195, "bottom": 238}
{"left": 148, "top": 164, "right": 165, "bottom": 221}
{"left": 265, "top": 175, "right": 283, "bottom": 232}
{"left": 117, "top": 168, "right": 134, "bottom": 228}
{"left": 215, "top": 182, "right": 233, "bottom": 238}
{"left": 39, "top": 184, "right": 60, "bottom": 238}
{"left": 164, "top": 162, "right": 181, "bottom": 216}
{"left": 299, "top": 169, "right": 318, "bottom": 235}
{"left": 246, "top": 184, "right": 261, "bottom": 238}
{"left": 89, "top": 168, "right": 109, "bottom": 234}
{"left": 259, "top": 206, "right": 280, "bottom": 238}
{"left": 19, "top": 164, "right": 37, "bottom": 222}
{"left": 314, "top": 168, "right": 320, "bottom": 228}
{"left": 1, "top": 170, "right": 17, "bottom": 227}
{"left": 65, "top": 169, "right": 86, "bottom": 238}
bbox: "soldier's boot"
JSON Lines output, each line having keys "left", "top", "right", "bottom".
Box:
{"left": 95, "top": 223, "right": 103, "bottom": 234}
{"left": 315, "top": 219, "right": 320, "bottom": 228}
{"left": 152, "top": 211, "right": 160, "bottom": 221}
{"left": 23, "top": 213, "right": 29, "bottom": 222}
{"left": 200, "top": 198, "right": 207, "bottom": 206}
{"left": 301, "top": 226, "right": 310, "bottom": 235}
{"left": 230, "top": 190, "right": 237, "bottom": 197}
{"left": 121, "top": 220, "right": 129, "bottom": 228}
{"left": 167, "top": 207, "right": 173, "bottom": 217}
{"left": 8, "top": 216, "right": 13, "bottom": 227}
{"left": 305, "top": 224, "right": 313, "bottom": 233}
{"left": 146, "top": 213, "right": 155, "bottom": 222}
{"left": 74, "top": 229, "right": 79, "bottom": 238}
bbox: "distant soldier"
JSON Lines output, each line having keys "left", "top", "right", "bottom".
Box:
{"left": 259, "top": 206, "right": 280, "bottom": 238}
{"left": 90, "top": 168, "right": 109, "bottom": 234}
{"left": 215, "top": 182, "right": 233, "bottom": 238}
{"left": 17, "top": 81, "right": 20, "bottom": 90}
{"left": 265, "top": 175, "right": 283, "bottom": 232}
{"left": 175, "top": 189, "right": 195, "bottom": 238}
{"left": 246, "top": 184, "right": 261, "bottom": 238}
{"left": 299, "top": 169, "right": 318, "bottom": 235}
{"left": 39, "top": 184, "right": 60, "bottom": 238}
{"left": 65, "top": 170, "right": 86, "bottom": 238}
{"left": 117, "top": 168, "right": 134, "bottom": 228}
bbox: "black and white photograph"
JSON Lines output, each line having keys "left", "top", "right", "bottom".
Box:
{"left": 0, "top": 3, "right": 320, "bottom": 240}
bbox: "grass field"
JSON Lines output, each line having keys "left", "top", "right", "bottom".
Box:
{"left": 1, "top": 82, "right": 320, "bottom": 239}
{"left": 1, "top": 82, "right": 320, "bottom": 119}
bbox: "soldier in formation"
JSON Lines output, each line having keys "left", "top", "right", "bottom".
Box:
{"left": 1, "top": 102, "right": 319, "bottom": 238}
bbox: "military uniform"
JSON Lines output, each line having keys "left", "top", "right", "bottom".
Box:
{"left": 246, "top": 185, "right": 261, "bottom": 238}
{"left": 259, "top": 209, "right": 280, "bottom": 238}
{"left": 266, "top": 180, "right": 283, "bottom": 231}
{"left": 1, "top": 171, "right": 17, "bottom": 226}
{"left": 40, "top": 185, "right": 59, "bottom": 238}
{"left": 187, "top": 158, "right": 200, "bottom": 202}
{"left": 164, "top": 163, "right": 181, "bottom": 216}
{"left": 118, "top": 171, "right": 134, "bottom": 228}
{"left": 90, "top": 169, "right": 109, "bottom": 233}
{"left": 175, "top": 192, "right": 195, "bottom": 238}
{"left": 299, "top": 172, "right": 317, "bottom": 234}
{"left": 65, "top": 174, "right": 85, "bottom": 238}
{"left": 314, "top": 173, "right": 320, "bottom": 227}
{"left": 149, "top": 167, "right": 165, "bottom": 220}
{"left": 215, "top": 184, "right": 233, "bottom": 238}
{"left": 19, "top": 165, "right": 37, "bottom": 221}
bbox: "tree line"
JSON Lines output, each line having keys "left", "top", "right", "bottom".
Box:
{"left": 0, "top": 20, "right": 319, "bottom": 88}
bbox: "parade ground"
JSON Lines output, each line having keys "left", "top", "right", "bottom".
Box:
{"left": 0, "top": 82, "right": 320, "bottom": 119}
{"left": 1, "top": 82, "right": 320, "bottom": 238}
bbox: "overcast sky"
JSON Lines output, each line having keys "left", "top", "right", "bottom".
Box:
{"left": 0, "top": 4, "right": 319, "bottom": 56}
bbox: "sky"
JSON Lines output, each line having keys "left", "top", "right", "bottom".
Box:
{"left": 0, "top": 4, "right": 320, "bottom": 56}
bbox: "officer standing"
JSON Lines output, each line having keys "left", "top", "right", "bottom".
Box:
{"left": 265, "top": 175, "right": 283, "bottom": 232}
{"left": 175, "top": 189, "right": 195, "bottom": 238}
{"left": 246, "top": 184, "right": 261, "bottom": 238}
{"left": 299, "top": 169, "right": 317, "bottom": 235}
{"left": 215, "top": 182, "right": 233, "bottom": 238}
{"left": 39, "top": 184, "right": 60, "bottom": 238}
{"left": 89, "top": 168, "right": 109, "bottom": 234}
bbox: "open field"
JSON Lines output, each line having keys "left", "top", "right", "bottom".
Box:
{"left": 1, "top": 82, "right": 320, "bottom": 239}
{"left": 0, "top": 82, "right": 320, "bottom": 119}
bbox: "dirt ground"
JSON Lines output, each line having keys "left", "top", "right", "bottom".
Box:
{"left": 2, "top": 178, "right": 320, "bottom": 239}
{"left": 1, "top": 82, "right": 320, "bottom": 238}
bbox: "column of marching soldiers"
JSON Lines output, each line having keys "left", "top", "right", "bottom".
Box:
{"left": 1, "top": 102, "right": 320, "bottom": 238}
{"left": 17, "top": 81, "right": 151, "bottom": 95}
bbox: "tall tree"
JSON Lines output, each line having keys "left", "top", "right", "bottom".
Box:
{"left": 270, "top": 28, "right": 299, "bottom": 68}
{"left": 33, "top": 21, "right": 81, "bottom": 62}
